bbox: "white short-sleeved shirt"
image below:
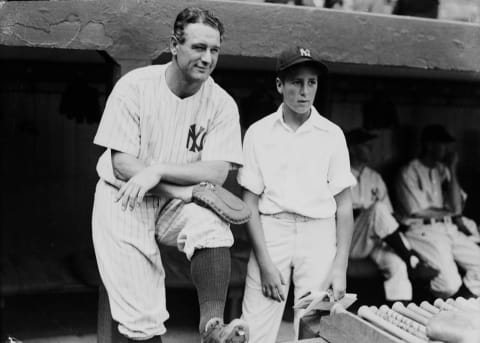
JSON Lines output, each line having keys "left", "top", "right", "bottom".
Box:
{"left": 395, "top": 159, "right": 450, "bottom": 217}
{"left": 94, "top": 63, "right": 243, "bottom": 186}
{"left": 237, "top": 105, "right": 356, "bottom": 219}
{"left": 351, "top": 166, "right": 393, "bottom": 212}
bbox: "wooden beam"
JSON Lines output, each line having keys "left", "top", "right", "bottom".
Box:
{"left": 1, "top": 0, "right": 480, "bottom": 76}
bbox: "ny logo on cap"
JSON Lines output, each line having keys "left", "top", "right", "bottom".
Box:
{"left": 299, "top": 48, "right": 311, "bottom": 57}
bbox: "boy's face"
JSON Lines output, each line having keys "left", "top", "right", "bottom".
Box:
{"left": 276, "top": 64, "right": 318, "bottom": 115}
{"left": 172, "top": 22, "right": 221, "bottom": 83}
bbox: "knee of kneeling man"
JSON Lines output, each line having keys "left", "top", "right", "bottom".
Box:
{"left": 385, "top": 255, "right": 409, "bottom": 275}
{"left": 183, "top": 202, "right": 225, "bottom": 222}
{"left": 369, "top": 202, "right": 392, "bottom": 217}
{"left": 434, "top": 278, "right": 462, "bottom": 298}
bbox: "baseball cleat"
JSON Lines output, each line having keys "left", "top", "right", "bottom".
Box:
{"left": 201, "top": 317, "right": 249, "bottom": 343}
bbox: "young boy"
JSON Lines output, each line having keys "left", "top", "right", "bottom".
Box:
{"left": 237, "top": 46, "right": 356, "bottom": 343}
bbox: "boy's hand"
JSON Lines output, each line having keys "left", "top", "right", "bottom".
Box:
{"left": 328, "top": 267, "right": 347, "bottom": 301}
{"left": 259, "top": 262, "right": 286, "bottom": 302}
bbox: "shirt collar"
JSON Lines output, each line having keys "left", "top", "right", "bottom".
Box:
{"left": 351, "top": 165, "right": 366, "bottom": 179}
{"left": 273, "top": 104, "right": 330, "bottom": 132}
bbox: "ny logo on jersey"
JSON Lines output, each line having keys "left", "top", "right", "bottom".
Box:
{"left": 299, "top": 48, "right": 311, "bottom": 57}
{"left": 186, "top": 124, "right": 207, "bottom": 153}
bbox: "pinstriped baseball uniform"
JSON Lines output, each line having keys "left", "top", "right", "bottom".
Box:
{"left": 350, "top": 166, "right": 412, "bottom": 301}
{"left": 92, "top": 63, "right": 243, "bottom": 339}
{"left": 396, "top": 159, "right": 480, "bottom": 298}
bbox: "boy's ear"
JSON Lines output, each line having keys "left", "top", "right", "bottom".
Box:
{"left": 276, "top": 77, "right": 283, "bottom": 95}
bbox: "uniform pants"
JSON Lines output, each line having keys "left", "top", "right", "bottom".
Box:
{"left": 405, "top": 222, "right": 480, "bottom": 297}
{"left": 351, "top": 203, "right": 412, "bottom": 301}
{"left": 92, "top": 180, "right": 234, "bottom": 340}
{"left": 241, "top": 213, "right": 336, "bottom": 343}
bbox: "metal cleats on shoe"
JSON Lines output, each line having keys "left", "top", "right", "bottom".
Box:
{"left": 201, "top": 317, "right": 249, "bottom": 343}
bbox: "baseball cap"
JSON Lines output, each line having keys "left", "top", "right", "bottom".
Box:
{"left": 421, "top": 124, "right": 455, "bottom": 143}
{"left": 345, "top": 128, "right": 378, "bottom": 146}
{"left": 276, "top": 46, "right": 328, "bottom": 75}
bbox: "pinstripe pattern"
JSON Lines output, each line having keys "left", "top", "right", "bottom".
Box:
{"left": 351, "top": 203, "right": 412, "bottom": 300}
{"left": 91, "top": 63, "right": 242, "bottom": 339}
{"left": 350, "top": 167, "right": 411, "bottom": 300}
{"left": 397, "top": 159, "right": 480, "bottom": 297}
{"left": 350, "top": 202, "right": 398, "bottom": 259}
{"left": 405, "top": 223, "right": 480, "bottom": 297}
{"left": 93, "top": 181, "right": 167, "bottom": 340}
{"left": 94, "top": 63, "right": 243, "bottom": 186}
{"left": 350, "top": 167, "right": 398, "bottom": 258}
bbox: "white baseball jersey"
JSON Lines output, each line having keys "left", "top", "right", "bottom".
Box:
{"left": 237, "top": 104, "right": 356, "bottom": 219}
{"left": 349, "top": 167, "right": 410, "bottom": 300}
{"left": 350, "top": 166, "right": 398, "bottom": 257}
{"left": 92, "top": 63, "right": 243, "bottom": 339}
{"left": 94, "top": 63, "right": 243, "bottom": 187}
{"left": 351, "top": 166, "right": 393, "bottom": 212}
{"left": 396, "top": 159, "right": 450, "bottom": 217}
{"left": 396, "top": 158, "right": 480, "bottom": 297}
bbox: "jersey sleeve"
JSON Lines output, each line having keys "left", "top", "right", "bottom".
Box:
{"left": 201, "top": 95, "right": 243, "bottom": 167}
{"left": 93, "top": 76, "right": 140, "bottom": 157}
{"left": 440, "top": 163, "right": 468, "bottom": 206}
{"left": 395, "top": 165, "right": 429, "bottom": 216}
{"left": 237, "top": 127, "right": 265, "bottom": 195}
{"left": 327, "top": 129, "right": 357, "bottom": 196}
{"left": 377, "top": 174, "right": 394, "bottom": 213}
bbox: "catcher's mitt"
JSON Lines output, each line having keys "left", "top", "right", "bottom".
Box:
{"left": 192, "top": 182, "right": 251, "bottom": 224}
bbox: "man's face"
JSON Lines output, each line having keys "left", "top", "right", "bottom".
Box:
{"left": 172, "top": 23, "right": 221, "bottom": 82}
{"left": 351, "top": 142, "right": 372, "bottom": 165}
{"left": 277, "top": 65, "right": 318, "bottom": 115}
{"left": 430, "top": 141, "right": 449, "bottom": 162}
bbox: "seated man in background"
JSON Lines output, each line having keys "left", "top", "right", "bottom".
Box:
{"left": 347, "top": 128, "right": 438, "bottom": 304}
{"left": 395, "top": 124, "right": 480, "bottom": 299}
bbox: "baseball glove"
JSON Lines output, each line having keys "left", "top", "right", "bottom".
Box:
{"left": 192, "top": 182, "right": 251, "bottom": 224}
{"left": 408, "top": 252, "right": 440, "bottom": 282}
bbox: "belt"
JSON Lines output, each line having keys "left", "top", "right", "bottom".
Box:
{"left": 422, "top": 216, "right": 453, "bottom": 225}
{"left": 261, "top": 212, "right": 313, "bottom": 222}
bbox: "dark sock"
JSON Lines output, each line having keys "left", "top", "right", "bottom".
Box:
{"left": 127, "top": 336, "right": 162, "bottom": 342}
{"left": 384, "top": 230, "right": 413, "bottom": 264}
{"left": 191, "top": 247, "right": 231, "bottom": 333}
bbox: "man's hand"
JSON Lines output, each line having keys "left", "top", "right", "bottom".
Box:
{"left": 259, "top": 261, "right": 286, "bottom": 302}
{"left": 327, "top": 267, "right": 347, "bottom": 301}
{"left": 445, "top": 150, "right": 459, "bottom": 171}
{"left": 408, "top": 251, "right": 439, "bottom": 282}
{"left": 115, "top": 166, "right": 162, "bottom": 210}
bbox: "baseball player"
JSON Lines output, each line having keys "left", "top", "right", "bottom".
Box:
{"left": 92, "top": 8, "right": 248, "bottom": 343}
{"left": 395, "top": 124, "right": 480, "bottom": 299}
{"left": 347, "top": 128, "right": 438, "bottom": 304}
{"left": 237, "top": 46, "right": 356, "bottom": 343}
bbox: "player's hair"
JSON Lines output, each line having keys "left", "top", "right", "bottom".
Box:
{"left": 173, "top": 7, "right": 225, "bottom": 44}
